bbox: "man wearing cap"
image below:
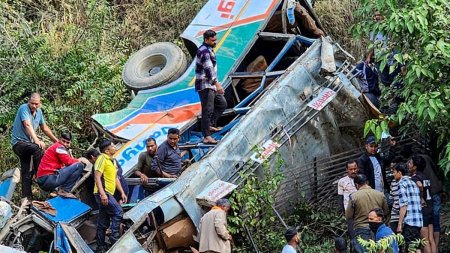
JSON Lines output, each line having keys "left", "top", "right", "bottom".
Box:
{"left": 346, "top": 174, "right": 388, "bottom": 253}
{"left": 11, "top": 92, "right": 58, "bottom": 199}
{"left": 282, "top": 227, "right": 300, "bottom": 253}
{"left": 94, "top": 140, "right": 128, "bottom": 252}
{"left": 199, "top": 198, "right": 232, "bottom": 253}
{"left": 357, "top": 136, "right": 389, "bottom": 193}
{"left": 36, "top": 132, "right": 86, "bottom": 198}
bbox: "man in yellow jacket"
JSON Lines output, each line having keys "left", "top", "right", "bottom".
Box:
{"left": 199, "top": 199, "right": 232, "bottom": 253}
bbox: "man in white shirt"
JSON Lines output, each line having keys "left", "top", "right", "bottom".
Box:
{"left": 337, "top": 160, "right": 359, "bottom": 238}
{"left": 281, "top": 227, "right": 299, "bottom": 253}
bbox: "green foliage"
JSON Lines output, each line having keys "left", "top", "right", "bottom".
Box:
{"left": 352, "top": 0, "right": 450, "bottom": 176}
{"left": 0, "top": 0, "right": 205, "bottom": 171}
{"left": 228, "top": 149, "right": 345, "bottom": 252}
{"left": 228, "top": 154, "right": 285, "bottom": 252}
{"left": 357, "top": 234, "right": 404, "bottom": 253}
{"left": 287, "top": 202, "right": 347, "bottom": 250}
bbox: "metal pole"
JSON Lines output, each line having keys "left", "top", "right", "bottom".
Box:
{"left": 244, "top": 224, "right": 260, "bottom": 253}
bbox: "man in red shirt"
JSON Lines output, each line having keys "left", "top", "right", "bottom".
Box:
{"left": 36, "top": 132, "right": 86, "bottom": 198}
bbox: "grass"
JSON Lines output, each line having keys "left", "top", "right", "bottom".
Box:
{"left": 314, "top": 0, "right": 367, "bottom": 60}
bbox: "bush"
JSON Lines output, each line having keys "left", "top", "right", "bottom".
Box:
{"left": 0, "top": 0, "right": 206, "bottom": 172}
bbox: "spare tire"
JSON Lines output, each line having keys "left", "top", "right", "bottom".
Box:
{"left": 122, "top": 42, "right": 187, "bottom": 90}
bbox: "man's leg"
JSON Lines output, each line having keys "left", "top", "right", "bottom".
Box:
{"left": 95, "top": 194, "right": 110, "bottom": 252}
{"left": 55, "top": 162, "right": 85, "bottom": 192}
{"left": 432, "top": 194, "right": 441, "bottom": 247}
{"left": 36, "top": 175, "right": 59, "bottom": 192}
{"left": 13, "top": 142, "right": 43, "bottom": 198}
{"left": 210, "top": 93, "right": 227, "bottom": 127}
{"left": 198, "top": 89, "right": 215, "bottom": 137}
{"left": 347, "top": 218, "right": 355, "bottom": 239}
{"left": 105, "top": 194, "right": 123, "bottom": 245}
{"left": 404, "top": 224, "right": 421, "bottom": 253}
{"left": 351, "top": 227, "right": 371, "bottom": 253}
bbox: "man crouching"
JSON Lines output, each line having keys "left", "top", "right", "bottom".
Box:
{"left": 36, "top": 132, "right": 86, "bottom": 198}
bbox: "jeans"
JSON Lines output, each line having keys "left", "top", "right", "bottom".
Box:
{"left": 36, "top": 162, "right": 84, "bottom": 192}
{"left": 95, "top": 193, "right": 123, "bottom": 248}
{"left": 12, "top": 141, "right": 44, "bottom": 198}
{"left": 351, "top": 227, "right": 371, "bottom": 253}
{"left": 432, "top": 193, "right": 441, "bottom": 232}
{"left": 198, "top": 88, "right": 227, "bottom": 137}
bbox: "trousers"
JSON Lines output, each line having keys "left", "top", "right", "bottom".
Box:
{"left": 95, "top": 193, "right": 123, "bottom": 248}
{"left": 36, "top": 162, "right": 84, "bottom": 192}
{"left": 12, "top": 141, "right": 44, "bottom": 198}
{"left": 198, "top": 88, "right": 227, "bottom": 137}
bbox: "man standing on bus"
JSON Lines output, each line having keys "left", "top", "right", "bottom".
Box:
{"left": 195, "top": 29, "right": 227, "bottom": 144}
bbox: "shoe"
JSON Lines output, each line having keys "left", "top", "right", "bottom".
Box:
{"left": 57, "top": 189, "right": 77, "bottom": 199}
{"left": 209, "top": 126, "right": 223, "bottom": 132}
{"left": 203, "top": 136, "right": 218, "bottom": 144}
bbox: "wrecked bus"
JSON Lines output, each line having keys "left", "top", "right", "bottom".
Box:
{"left": 0, "top": 0, "right": 372, "bottom": 252}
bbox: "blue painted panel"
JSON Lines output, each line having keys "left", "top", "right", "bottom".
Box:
{"left": 40, "top": 196, "right": 91, "bottom": 224}
{"left": 0, "top": 178, "right": 15, "bottom": 200}
{"left": 105, "top": 88, "right": 199, "bottom": 130}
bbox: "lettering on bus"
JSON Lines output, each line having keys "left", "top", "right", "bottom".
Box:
{"left": 218, "top": 0, "right": 236, "bottom": 19}
{"left": 117, "top": 126, "right": 171, "bottom": 167}
{"left": 307, "top": 88, "right": 337, "bottom": 111}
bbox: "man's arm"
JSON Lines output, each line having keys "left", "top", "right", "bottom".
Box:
{"left": 337, "top": 180, "right": 345, "bottom": 214}
{"left": 151, "top": 146, "right": 177, "bottom": 178}
{"left": 115, "top": 177, "right": 127, "bottom": 204}
{"left": 201, "top": 52, "right": 223, "bottom": 94}
{"left": 397, "top": 182, "right": 407, "bottom": 233}
{"left": 22, "top": 119, "right": 46, "bottom": 148}
{"left": 40, "top": 124, "right": 58, "bottom": 143}
{"left": 345, "top": 196, "right": 354, "bottom": 220}
{"left": 397, "top": 206, "right": 407, "bottom": 233}
{"left": 94, "top": 171, "right": 108, "bottom": 206}
{"left": 415, "top": 181, "right": 426, "bottom": 206}
{"left": 56, "top": 146, "right": 79, "bottom": 166}
{"left": 214, "top": 211, "right": 231, "bottom": 241}
{"left": 201, "top": 51, "right": 217, "bottom": 83}
{"left": 381, "top": 195, "right": 389, "bottom": 217}
{"left": 134, "top": 154, "right": 149, "bottom": 184}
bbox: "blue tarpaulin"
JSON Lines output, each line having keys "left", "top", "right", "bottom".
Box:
{"left": 37, "top": 196, "right": 91, "bottom": 224}
{"left": 55, "top": 223, "right": 71, "bottom": 253}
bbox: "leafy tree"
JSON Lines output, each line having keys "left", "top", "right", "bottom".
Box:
{"left": 352, "top": 0, "right": 450, "bottom": 176}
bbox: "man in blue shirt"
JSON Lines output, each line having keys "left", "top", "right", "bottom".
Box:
{"left": 152, "top": 128, "right": 182, "bottom": 178}
{"left": 368, "top": 208, "right": 399, "bottom": 253}
{"left": 11, "top": 92, "right": 58, "bottom": 199}
{"left": 195, "top": 29, "right": 227, "bottom": 144}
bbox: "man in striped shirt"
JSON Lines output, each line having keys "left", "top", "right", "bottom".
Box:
{"left": 389, "top": 157, "right": 403, "bottom": 233}
{"left": 195, "top": 29, "right": 227, "bottom": 144}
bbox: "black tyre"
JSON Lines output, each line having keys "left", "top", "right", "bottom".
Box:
{"left": 122, "top": 42, "right": 187, "bottom": 90}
